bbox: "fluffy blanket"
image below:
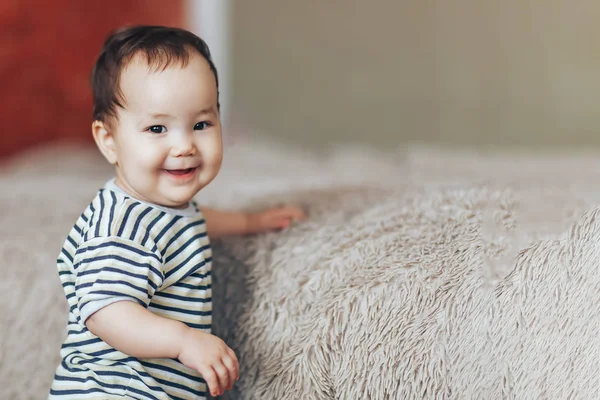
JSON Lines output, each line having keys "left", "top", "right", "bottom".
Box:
{"left": 2, "top": 140, "right": 600, "bottom": 399}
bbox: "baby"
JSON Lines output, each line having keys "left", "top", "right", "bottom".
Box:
{"left": 49, "top": 25, "right": 304, "bottom": 399}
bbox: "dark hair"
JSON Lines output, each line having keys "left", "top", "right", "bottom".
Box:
{"left": 91, "top": 25, "right": 219, "bottom": 125}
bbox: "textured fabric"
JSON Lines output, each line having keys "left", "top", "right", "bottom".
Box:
{"left": 4, "top": 141, "right": 600, "bottom": 399}
{"left": 50, "top": 182, "right": 212, "bottom": 399}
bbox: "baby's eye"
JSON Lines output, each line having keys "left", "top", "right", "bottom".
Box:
{"left": 147, "top": 125, "right": 167, "bottom": 134}
{"left": 194, "top": 121, "right": 212, "bottom": 131}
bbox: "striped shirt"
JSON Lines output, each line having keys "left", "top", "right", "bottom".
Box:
{"left": 50, "top": 179, "right": 212, "bottom": 399}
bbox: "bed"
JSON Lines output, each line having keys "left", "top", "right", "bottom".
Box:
{"left": 3, "top": 139, "right": 600, "bottom": 399}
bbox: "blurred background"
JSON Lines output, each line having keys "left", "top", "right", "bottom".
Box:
{"left": 3, "top": 0, "right": 600, "bottom": 159}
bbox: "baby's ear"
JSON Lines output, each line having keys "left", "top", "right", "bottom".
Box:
{"left": 92, "top": 120, "right": 118, "bottom": 165}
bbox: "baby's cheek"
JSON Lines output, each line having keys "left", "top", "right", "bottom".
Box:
{"left": 202, "top": 139, "right": 223, "bottom": 169}
{"left": 127, "top": 154, "right": 163, "bottom": 185}
{"left": 141, "top": 147, "right": 169, "bottom": 170}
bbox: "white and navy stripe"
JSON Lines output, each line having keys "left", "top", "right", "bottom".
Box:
{"left": 51, "top": 181, "right": 212, "bottom": 399}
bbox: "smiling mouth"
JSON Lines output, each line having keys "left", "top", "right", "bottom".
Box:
{"left": 163, "top": 167, "right": 199, "bottom": 179}
{"left": 167, "top": 168, "right": 195, "bottom": 175}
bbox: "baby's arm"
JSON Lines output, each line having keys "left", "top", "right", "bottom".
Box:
{"left": 74, "top": 234, "right": 237, "bottom": 397}
{"left": 86, "top": 301, "right": 238, "bottom": 397}
{"left": 202, "top": 205, "right": 305, "bottom": 238}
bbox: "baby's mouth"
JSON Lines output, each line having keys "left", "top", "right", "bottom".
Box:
{"left": 166, "top": 168, "right": 195, "bottom": 175}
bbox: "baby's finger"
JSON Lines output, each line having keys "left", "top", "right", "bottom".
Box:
{"left": 278, "top": 218, "right": 291, "bottom": 229}
{"left": 199, "top": 366, "right": 219, "bottom": 398}
{"left": 213, "top": 363, "right": 230, "bottom": 395}
{"left": 227, "top": 348, "right": 240, "bottom": 380}
{"left": 222, "top": 355, "right": 238, "bottom": 390}
{"left": 285, "top": 206, "right": 306, "bottom": 220}
{"left": 274, "top": 206, "right": 297, "bottom": 215}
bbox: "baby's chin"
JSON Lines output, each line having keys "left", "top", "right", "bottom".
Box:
{"left": 155, "top": 194, "right": 196, "bottom": 209}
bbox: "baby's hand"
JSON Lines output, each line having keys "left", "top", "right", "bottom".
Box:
{"left": 246, "top": 205, "right": 306, "bottom": 233}
{"left": 177, "top": 329, "right": 239, "bottom": 397}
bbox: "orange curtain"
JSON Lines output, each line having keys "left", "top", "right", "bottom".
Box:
{"left": 0, "top": 0, "right": 184, "bottom": 158}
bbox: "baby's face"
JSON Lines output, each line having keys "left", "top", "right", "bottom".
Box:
{"left": 108, "top": 53, "right": 222, "bottom": 208}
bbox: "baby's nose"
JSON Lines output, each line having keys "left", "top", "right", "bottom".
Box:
{"left": 171, "top": 134, "right": 197, "bottom": 157}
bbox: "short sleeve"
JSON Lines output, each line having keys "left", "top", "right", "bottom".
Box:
{"left": 73, "top": 236, "right": 164, "bottom": 325}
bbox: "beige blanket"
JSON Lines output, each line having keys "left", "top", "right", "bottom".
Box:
{"left": 2, "top": 140, "right": 600, "bottom": 399}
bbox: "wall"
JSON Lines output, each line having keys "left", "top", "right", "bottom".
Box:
{"left": 233, "top": 1, "right": 600, "bottom": 149}
{"left": 0, "top": 0, "right": 183, "bottom": 158}
{"left": 187, "top": 1, "right": 232, "bottom": 128}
